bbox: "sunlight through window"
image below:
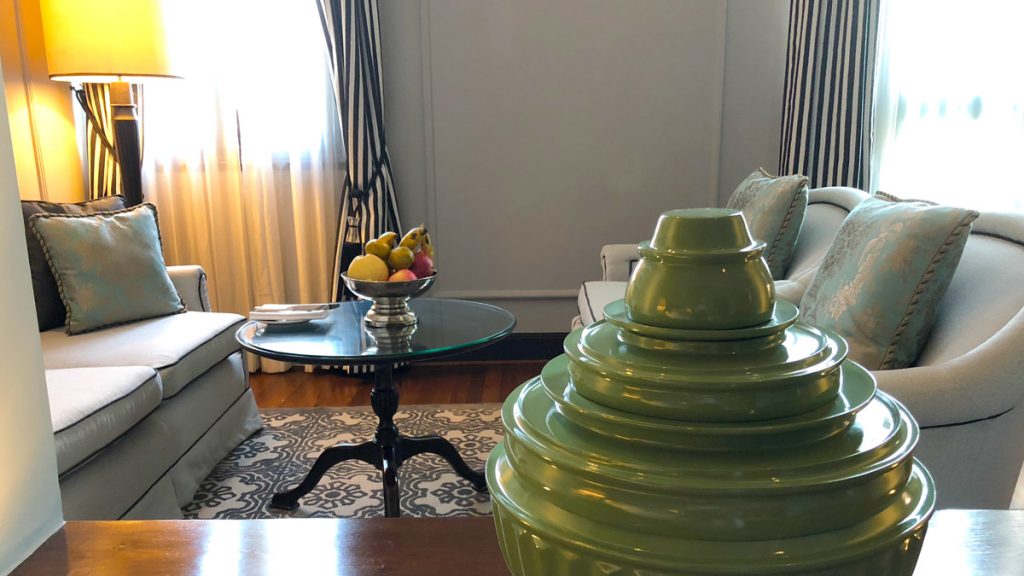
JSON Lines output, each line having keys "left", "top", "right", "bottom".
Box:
{"left": 145, "top": 0, "right": 332, "bottom": 162}
{"left": 874, "top": 0, "right": 1024, "bottom": 212}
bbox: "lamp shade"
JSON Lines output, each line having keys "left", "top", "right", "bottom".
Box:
{"left": 39, "top": 0, "right": 180, "bottom": 82}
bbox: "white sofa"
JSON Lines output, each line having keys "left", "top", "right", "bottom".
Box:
{"left": 574, "top": 187, "right": 1024, "bottom": 509}
{"left": 42, "top": 265, "right": 263, "bottom": 519}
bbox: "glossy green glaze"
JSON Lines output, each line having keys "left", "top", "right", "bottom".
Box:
{"left": 625, "top": 210, "right": 775, "bottom": 329}
{"left": 487, "top": 209, "right": 935, "bottom": 575}
{"left": 650, "top": 207, "right": 754, "bottom": 251}
{"left": 489, "top": 452, "right": 932, "bottom": 575}
{"left": 605, "top": 298, "right": 800, "bottom": 343}
{"left": 541, "top": 355, "right": 874, "bottom": 451}
{"left": 565, "top": 320, "right": 847, "bottom": 422}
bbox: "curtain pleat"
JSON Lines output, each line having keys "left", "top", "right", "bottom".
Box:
{"left": 779, "top": 0, "right": 880, "bottom": 189}
{"left": 77, "top": 83, "right": 145, "bottom": 200}
{"left": 319, "top": 0, "right": 403, "bottom": 302}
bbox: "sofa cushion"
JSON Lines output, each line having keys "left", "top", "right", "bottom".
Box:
{"left": 29, "top": 203, "right": 185, "bottom": 334}
{"left": 46, "top": 366, "right": 162, "bottom": 475}
{"left": 40, "top": 311, "right": 245, "bottom": 399}
{"left": 726, "top": 168, "right": 809, "bottom": 279}
{"left": 21, "top": 195, "right": 126, "bottom": 331}
{"left": 800, "top": 193, "right": 979, "bottom": 370}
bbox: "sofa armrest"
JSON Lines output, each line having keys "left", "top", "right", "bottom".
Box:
{"left": 601, "top": 243, "right": 641, "bottom": 281}
{"left": 167, "top": 265, "right": 211, "bottom": 312}
{"left": 872, "top": 308, "right": 1024, "bottom": 428}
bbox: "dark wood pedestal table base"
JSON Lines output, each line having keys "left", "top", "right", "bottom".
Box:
{"left": 236, "top": 298, "right": 515, "bottom": 517}
{"left": 269, "top": 363, "right": 486, "bottom": 516}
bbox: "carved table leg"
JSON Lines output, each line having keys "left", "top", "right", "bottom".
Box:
{"left": 400, "top": 435, "right": 487, "bottom": 491}
{"left": 270, "top": 440, "right": 381, "bottom": 511}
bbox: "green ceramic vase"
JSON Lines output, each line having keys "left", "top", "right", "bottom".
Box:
{"left": 487, "top": 208, "right": 935, "bottom": 575}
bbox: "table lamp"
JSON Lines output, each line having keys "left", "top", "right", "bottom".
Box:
{"left": 38, "top": 0, "right": 180, "bottom": 206}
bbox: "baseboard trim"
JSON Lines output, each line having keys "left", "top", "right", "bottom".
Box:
{"left": 430, "top": 332, "right": 568, "bottom": 362}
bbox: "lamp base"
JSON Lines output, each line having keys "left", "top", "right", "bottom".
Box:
{"left": 110, "top": 81, "right": 143, "bottom": 207}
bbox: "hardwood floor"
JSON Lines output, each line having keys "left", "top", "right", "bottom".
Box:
{"left": 249, "top": 360, "right": 546, "bottom": 408}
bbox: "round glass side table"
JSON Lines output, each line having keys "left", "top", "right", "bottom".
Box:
{"left": 236, "top": 298, "right": 516, "bottom": 517}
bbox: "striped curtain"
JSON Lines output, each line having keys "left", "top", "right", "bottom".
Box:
{"left": 779, "top": 0, "right": 881, "bottom": 189}
{"left": 75, "top": 83, "right": 144, "bottom": 200}
{"left": 318, "top": 0, "right": 403, "bottom": 301}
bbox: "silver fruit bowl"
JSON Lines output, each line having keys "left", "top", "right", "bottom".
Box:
{"left": 341, "top": 272, "right": 436, "bottom": 327}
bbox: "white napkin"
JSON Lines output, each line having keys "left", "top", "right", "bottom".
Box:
{"left": 249, "top": 304, "right": 330, "bottom": 321}
{"left": 253, "top": 304, "right": 329, "bottom": 312}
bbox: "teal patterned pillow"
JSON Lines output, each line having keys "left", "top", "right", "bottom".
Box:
{"left": 799, "top": 193, "right": 978, "bottom": 370}
{"left": 29, "top": 203, "right": 185, "bottom": 335}
{"left": 21, "top": 195, "right": 126, "bottom": 331}
{"left": 726, "top": 168, "right": 809, "bottom": 279}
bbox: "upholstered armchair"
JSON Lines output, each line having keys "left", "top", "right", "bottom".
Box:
{"left": 575, "top": 188, "right": 1024, "bottom": 509}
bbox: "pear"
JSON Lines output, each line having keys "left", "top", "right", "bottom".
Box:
{"left": 365, "top": 239, "right": 391, "bottom": 261}
{"left": 379, "top": 231, "right": 399, "bottom": 247}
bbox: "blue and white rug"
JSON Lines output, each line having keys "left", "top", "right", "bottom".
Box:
{"left": 183, "top": 405, "right": 502, "bottom": 519}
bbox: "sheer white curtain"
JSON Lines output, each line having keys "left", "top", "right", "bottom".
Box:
{"left": 872, "top": 0, "right": 1024, "bottom": 212}
{"left": 142, "top": 0, "right": 343, "bottom": 372}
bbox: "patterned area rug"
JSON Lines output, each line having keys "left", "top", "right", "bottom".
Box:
{"left": 183, "top": 405, "right": 503, "bottom": 519}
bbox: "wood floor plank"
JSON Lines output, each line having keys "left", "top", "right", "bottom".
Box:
{"left": 249, "top": 361, "right": 547, "bottom": 408}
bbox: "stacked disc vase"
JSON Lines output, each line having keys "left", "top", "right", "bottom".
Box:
{"left": 487, "top": 208, "right": 935, "bottom": 575}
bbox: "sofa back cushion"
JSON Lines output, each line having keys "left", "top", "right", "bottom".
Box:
{"left": 917, "top": 213, "right": 1024, "bottom": 366}
{"left": 29, "top": 203, "right": 185, "bottom": 334}
{"left": 22, "top": 196, "right": 126, "bottom": 331}
{"left": 799, "top": 193, "right": 978, "bottom": 370}
{"left": 725, "top": 169, "right": 809, "bottom": 279}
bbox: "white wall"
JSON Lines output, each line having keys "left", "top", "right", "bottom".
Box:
{"left": 718, "top": 0, "right": 790, "bottom": 204}
{"left": 382, "top": 0, "right": 788, "bottom": 331}
{"left": 0, "top": 59, "right": 63, "bottom": 575}
{"left": 0, "top": 0, "right": 86, "bottom": 202}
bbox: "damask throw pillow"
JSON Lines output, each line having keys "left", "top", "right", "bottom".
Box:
{"left": 29, "top": 203, "right": 185, "bottom": 335}
{"left": 726, "top": 168, "right": 809, "bottom": 279}
{"left": 799, "top": 193, "right": 979, "bottom": 370}
{"left": 21, "top": 196, "right": 127, "bottom": 331}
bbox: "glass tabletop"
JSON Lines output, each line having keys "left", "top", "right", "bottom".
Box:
{"left": 236, "top": 298, "right": 516, "bottom": 365}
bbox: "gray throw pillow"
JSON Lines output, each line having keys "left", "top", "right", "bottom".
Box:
{"left": 29, "top": 203, "right": 185, "bottom": 335}
{"left": 21, "top": 196, "right": 126, "bottom": 331}
{"left": 799, "top": 193, "right": 978, "bottom": 370}
{"left": 726, "top": 168, "right": 809, "bottom": 279}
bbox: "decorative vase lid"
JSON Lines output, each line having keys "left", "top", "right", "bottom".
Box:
{"left": 487, "top": 209, "right": 935, "bottom": 575}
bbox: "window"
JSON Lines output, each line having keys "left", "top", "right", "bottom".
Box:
{"left": 873, "top": 0, "right": 1024, "bottom": 212}
{"left": 144, "top": 0, "right": 338, "bottom": 163}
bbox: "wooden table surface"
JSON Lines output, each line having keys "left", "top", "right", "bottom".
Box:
{"left": 12, "top": 510, "right": 1024, "bottom": 575}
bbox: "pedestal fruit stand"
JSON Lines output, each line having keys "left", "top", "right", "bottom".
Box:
{"left": 487, "top": 208, "right": 935, "bottom": 575}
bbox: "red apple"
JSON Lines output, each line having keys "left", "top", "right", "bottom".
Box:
{"left": 388, "top": 269, "right": 417, "bottom": 282}
{"left": 410, "top": 252, "right": 434, "bottom": 278}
